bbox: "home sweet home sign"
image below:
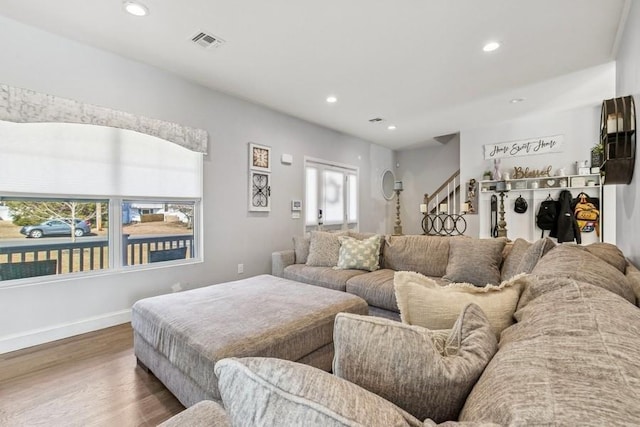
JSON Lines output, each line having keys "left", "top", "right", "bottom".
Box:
{"left": 483, "top": 134, "right": 564, "bottom": 160}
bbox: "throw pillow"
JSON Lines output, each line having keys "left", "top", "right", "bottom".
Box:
{"left": 292, "top": 235, "right": 310, "bottom": 264}
{"left": 215, "top": 357, "right": 423, "bottom": 427}
{"left": 444, "top": 237, "right": 506, "bottom": 286}
{"left": 333, "top": 304, "right": 498, "bottom": 423}
{"left": 500, "top": 238, "right": 531, "bottom": 282}
{"left": 515, "top": 237, "right": 555, "bottom": 275}
{"left": 305, "top": 230, "right": 348, "bottom": 267}
{"left": 394, "top": 270, "right": 525, "bottom": 337}
{"left": 335, "top": 235, "right": 381, "bottom": 271}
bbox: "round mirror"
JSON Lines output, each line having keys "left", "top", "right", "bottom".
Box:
{"left": 381, "top": 169, "right": 396, "bottom": 200}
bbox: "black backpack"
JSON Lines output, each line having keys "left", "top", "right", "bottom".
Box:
{"left": 536, "top": 195, "right": 558, "bottom": 237}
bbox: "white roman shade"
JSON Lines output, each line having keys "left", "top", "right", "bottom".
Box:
{"left": 0, "top": 121, "right": 203, "bottom": 198}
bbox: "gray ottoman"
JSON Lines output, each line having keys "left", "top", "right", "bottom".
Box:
{"left": 132, "top": 274, "right": 368, "bottom": 407}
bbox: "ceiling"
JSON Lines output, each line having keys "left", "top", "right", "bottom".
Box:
{"left": 0, "top": 0, "right": 630, "bottom": 150}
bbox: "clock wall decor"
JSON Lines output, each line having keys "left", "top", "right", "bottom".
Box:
{"left": 249, "top": 142, "right": 271, "bottom": 172}
{"left": 248, "top": 142, "right": 272, "bottom": 211}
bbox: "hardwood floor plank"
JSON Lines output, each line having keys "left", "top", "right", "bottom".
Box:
{"left": 0, "top": 324, "right": 184, "bottom": 426}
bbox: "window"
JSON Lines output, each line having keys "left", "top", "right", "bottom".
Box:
{"left": 0, "top": 120, "right": 203, "bottom": 283}
{"left": 304, "top": 158, "right": 358, "bottom": 231}
{"left": 0, "top": 198, "right": 109, "bottom": 279}
{"left": 122, "top": 200, "right": 195, "bottom": 266}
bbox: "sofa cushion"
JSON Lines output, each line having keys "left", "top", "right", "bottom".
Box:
{"left": 293, "top": 235, "right": 311, "bottom": 264}
{"left": 530, "top": 244, "right": 635, "bottom": 305}
{"left": 394, "top": 271, "right": 524, "bottom": 337}
{"left": 444, "top": 237, "right": 506, "bottom": 286}
{"left": 583, "top": 242, "right": 628, "bottom": 273}
{"left": 333, "top": 304, "right": 497, "bottom": 423}
{"left": 627, "top": 263, "right": 640, "bottom": 307}
{"left": 306, "top": 230, "right": 349, "bottom": 267}
{"left": 336, "top": 235, "right": 381, "bottom": 271}
{"left": 461, "top": 278, "right": 640, "bottom": 425}
{"left": 383, "top": 235, "right": 450, "bottom": 277}
{"left": 345, "top": 269, "right": 397, "bottom": 312}
{"left": 215, "top": 357, "right": 423, "bottom": 427}
{"left": 284, "top": 264, "right": 367, "bottom": 292}
{"left": 501, "top": 238, "right": 555, "bottom": 281}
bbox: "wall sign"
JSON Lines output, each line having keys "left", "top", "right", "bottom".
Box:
{"left": 483, "top": 135, "right": 564, "bottom": 160}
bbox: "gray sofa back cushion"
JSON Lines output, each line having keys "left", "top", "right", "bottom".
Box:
{"left": 529, "top": 244, "right": 635, "bottom": 306}
{"left": 383, "top": 235, "right": 450, "bottom": 277}
{"left": 461, "top": 278, "right": 640, "bottom": 425}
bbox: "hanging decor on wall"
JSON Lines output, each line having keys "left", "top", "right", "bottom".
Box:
{"left": 465, "top": 179, "right": 478, "bottom": 214}
{"left": 248, "top": 142, "right": 272, "bottom": 212}
{"left": 483, "top": 134, "right": 564, "bottom": 160}
{"left": 600, "top": 95, "right": 636, "bottom": 185}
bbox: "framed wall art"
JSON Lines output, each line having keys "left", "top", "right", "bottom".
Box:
{"left": 249, "top": 142, "right": 271, "bottom": 172}
{"left": 249, "top": 170, "right": 271, "bottom": 212}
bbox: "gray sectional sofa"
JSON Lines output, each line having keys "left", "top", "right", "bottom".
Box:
{"left": 161, "top": 234, "right": 640, "bottom": 426}
{"left": 273, "top": 232, "right": 512, "bottom": 319}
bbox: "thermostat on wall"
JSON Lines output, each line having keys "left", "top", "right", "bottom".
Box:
{"left": 291, "top": 200, "right": 302, "bottom": 211}
{"left": 281, "top": 153, "right": 293, "bottom": 165}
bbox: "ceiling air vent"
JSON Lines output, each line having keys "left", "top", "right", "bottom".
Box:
{"left": 191, "top": 31, "right": 225, "bottom": 49}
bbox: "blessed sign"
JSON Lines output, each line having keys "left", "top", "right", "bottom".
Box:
{"left": 483, "top": 135, "right": 564, "bottom": 160}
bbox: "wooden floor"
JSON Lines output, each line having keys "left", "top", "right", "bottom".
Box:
{"left": 0, "top": 324, "right": 184, "bottom": 426}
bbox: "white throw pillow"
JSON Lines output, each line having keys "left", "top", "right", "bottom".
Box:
{"left": 394, "top": 270, "right": 525, "bottom": 337}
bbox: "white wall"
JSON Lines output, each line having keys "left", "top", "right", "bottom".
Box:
{"left": 396, "top": 136, "right": 461, "bottom": 235}
{"left": 460, "top": 104, "right": 617, "bottom": 242}
{"left": 615, "top": 0, "right": 640, "bottom": 266}
{"left": 0, "top": 16, "right": 394, "bottom": 352}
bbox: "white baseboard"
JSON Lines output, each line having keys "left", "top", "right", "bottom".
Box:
{"left": 0, "top": 309, "right": 132, "bottom": 354}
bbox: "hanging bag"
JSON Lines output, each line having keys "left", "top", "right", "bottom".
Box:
{"left": 536, "top": 194, "right": 558, "bottom": 238}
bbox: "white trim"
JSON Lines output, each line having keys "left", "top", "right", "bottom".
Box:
{"left": 0, "top": 309, "right": 131, "bottom": 354}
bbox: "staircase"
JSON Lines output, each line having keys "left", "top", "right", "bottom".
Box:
{"left": 421, "top": 169, "right": 467, "bottom": 236}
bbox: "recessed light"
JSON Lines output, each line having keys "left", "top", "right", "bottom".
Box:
{"left": 510, "top": 98, "right": 525, "bottom": 104}
{"left": 123, "top": 1, "right": 149, "bottom": 16}
{"left": 326, "top": 96, "right": 337, "bottom": 103}
{"left": 387, "top": 125, "right": 397, "bottom": 131}
{"left": 483, "top": 41, "right": 500, "bottom": 52}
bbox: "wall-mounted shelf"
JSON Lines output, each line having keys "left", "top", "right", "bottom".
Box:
{"left": 600, "top": 95, "right": 635, "bottom": 184}
{"left": 478, "top": 174, "right": 602, "bottom": 243}
{"left": 479, "top": 174, "right": 601, "bottom": 193}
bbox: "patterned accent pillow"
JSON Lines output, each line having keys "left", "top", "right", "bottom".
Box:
{"left": 305, "top": 230, "right": 349, "bottom": 267}
{"left": 394, "top": 270, "right": 525, "bottom": 337}
{"left": 443, "top": 237, "right": 506, "bottom": 286}
{"left": 215, "top": 357, "right": 423, "bottom": 427}
{"left": 335, "top": 235, "right": 381, "bottom": 271}
{"left": 333, "top": 304, "right": 498, "bottom": 423}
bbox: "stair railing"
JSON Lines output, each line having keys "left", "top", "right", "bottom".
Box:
{"left": 421, "top": 169, "right": 467, "bottom": 236}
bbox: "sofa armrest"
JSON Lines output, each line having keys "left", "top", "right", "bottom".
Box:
{"left": 272, "top": 250, "right": 295, "bottom": 277}
{"left": 159, "top": 400, "right": 231, "bottom": 427}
